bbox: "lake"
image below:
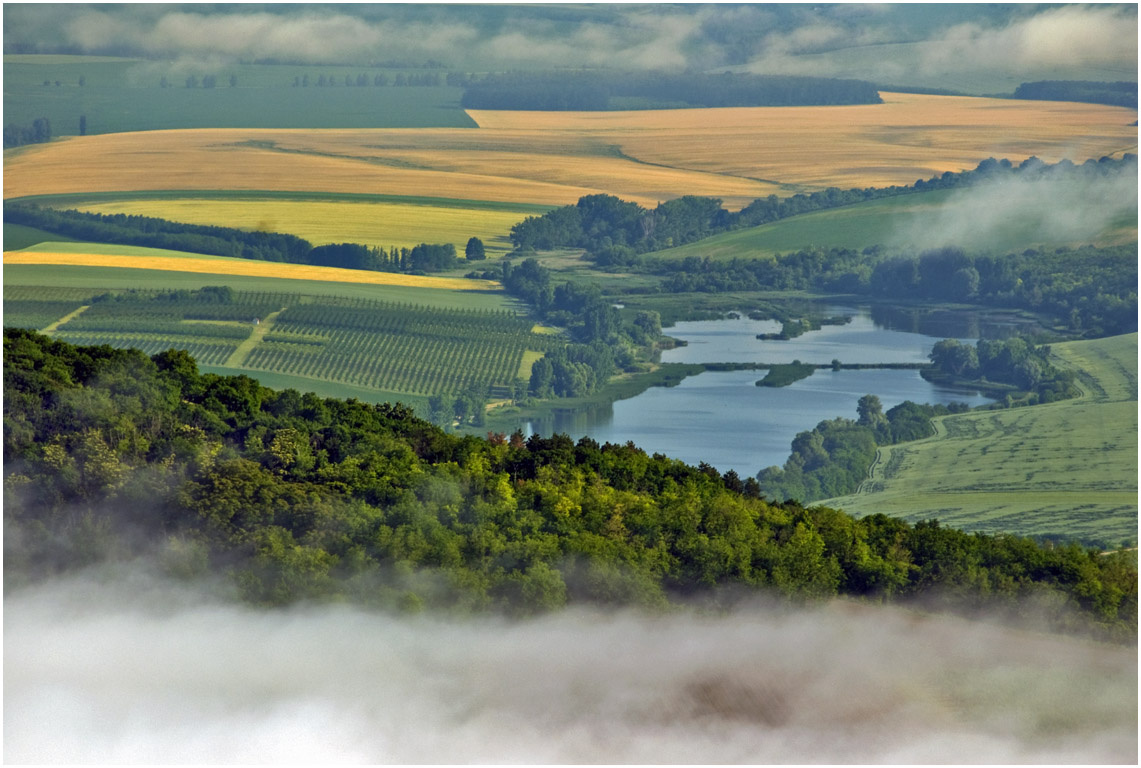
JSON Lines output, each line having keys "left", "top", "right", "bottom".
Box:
{"left": 525, "top": 307, "right": 995, "bottom": 478}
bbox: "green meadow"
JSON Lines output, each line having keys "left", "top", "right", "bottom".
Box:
{"left": 3, "top": 55, "right": 476, "bottom": 134}
{"left": 652, "top": 188, "right": 1137, "bottom": 261}
{"left": 821, "top": 333, "right": 1138, "bottom": 547}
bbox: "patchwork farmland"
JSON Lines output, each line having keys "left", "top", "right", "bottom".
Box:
{"left": 6, "top": 94, "right": 1135, "bottom": 212}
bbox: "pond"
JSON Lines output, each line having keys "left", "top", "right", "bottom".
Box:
{"left": 525, "top": 307, "right": 996, "bottom": 478}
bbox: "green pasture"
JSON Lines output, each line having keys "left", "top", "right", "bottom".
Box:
{"left": 3, "top": 223, "right": 78, "bottom": 250}
{"left": 4, "top": 55, "right": 475, "bottom": 134}
{"left": 4, "top": 263, "right": 518, "bottom": 312}
{"left": 821, "top": 333, "right": 1138, "bottom": 547}
{"left": 12, "top": 240, "right": 234, "bottom": 260}
{"left": 652, "top": 188, "right": 1137, "bottom": 261}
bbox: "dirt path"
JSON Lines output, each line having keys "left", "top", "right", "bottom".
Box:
{"left": 41, "top": 305, "right": 89, "bottom": 333}
{"left": 223, "top": 307, "right": 285, "bottom": 368}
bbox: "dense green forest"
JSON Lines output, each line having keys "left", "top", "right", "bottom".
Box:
{"left": 4, "top": 330, "right": 1135, "bottom": 641}
{"left": 461, "top": 71, "right": 883, "bottom": 110}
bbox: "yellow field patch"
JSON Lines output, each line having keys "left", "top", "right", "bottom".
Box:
{"left": 3, "top": 251, "right": 501, "bottom": 291}
{"left": 517, "top": 349, "right": 545, "bottom": 380}
{"left": 67, "top": 199, "right": 528, "bottom": 257}
{"left": 5, "top": 94, "right": 1134, "bottom": 211}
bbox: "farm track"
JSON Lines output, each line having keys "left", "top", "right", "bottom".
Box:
{"left": 224, "top": 308, "right": 285, "bottom": 369}
{"left": 41, "top": 304, "right": 89, "bottom": 333}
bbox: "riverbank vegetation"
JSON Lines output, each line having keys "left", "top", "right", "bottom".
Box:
{"left": 4, "top": 329, "right": 1135, "bottom": 643}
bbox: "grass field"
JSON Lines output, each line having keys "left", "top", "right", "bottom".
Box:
{"left": 652, "top": 185, "right": 1139, "bottom": 261}
{"left": 7, "top": 94, "right": 1133, "bottom": 212}
{"left": 51, "top": 196, "right": 531, "bottom": 258}
{"left": 3, "top": 55, "right": 477, "bottom": 134}
{"left": 820, "top": 333, "right": 1138, "bottom": 546}
{"left": 3, "top": 223, "right": 79, "bottom": 250}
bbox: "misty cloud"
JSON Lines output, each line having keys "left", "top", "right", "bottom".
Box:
{"left": 742, "top": 5, "right": 1137, "bottom": 86}
{"left": 889, "top": 168, "right": 1139, "bottom": 252}
{"left": 5, "top": 568, "right": 1136, "bottom": 763}
{"left": 9, "top": 4, "right": 1133, "bottom": 84}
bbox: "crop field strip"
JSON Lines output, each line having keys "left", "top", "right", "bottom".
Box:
{"left": 2, "top": 250, "right": 501, "bottom": 292}
{"left": 6, "top": 287, "right": 555, "bottom": 399}
{"left": 6, "top": 94, "right": 1134, "bottom": 212}
{"left": 821, "top": 333, "right": 1138, "bottom": 544}
{"left": 3, "top": 264, "right": 517, "bottom": 312}
{"left": 51, "top": 197, "right": 529, "bottom": 258}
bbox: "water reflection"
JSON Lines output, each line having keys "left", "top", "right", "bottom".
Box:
{"left": 525, "top": 306, "right": 996, "bottom": 477}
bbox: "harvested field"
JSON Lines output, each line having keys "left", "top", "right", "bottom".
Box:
{"left": 7, "top": 94, "right": 1133, "bottom": 210}
{"left": 471, "top": 93, "right": 1139, "bottom": 191}
{"left": 3, "top": 250, "right": 501, "bottom": 292}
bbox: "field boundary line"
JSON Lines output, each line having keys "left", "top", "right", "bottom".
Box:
{"left": 224, "top": 308, "right": 285, "bottom": 369}
{"left": 41, "top": 304, "right": 89, "bottom": 333}
{"left": 3, "top": 251, "right": 502, "bottom": 292}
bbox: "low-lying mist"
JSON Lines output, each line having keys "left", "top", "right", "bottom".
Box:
{"left": 5, "top": 566, "right": 1136, "bottom": 764}
{"left": 890, "top": 166, "right": 1139, "bottom": 252}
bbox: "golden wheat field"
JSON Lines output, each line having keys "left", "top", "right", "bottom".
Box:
{"left": 2, "top": 251, "right": 501, "bottom": 291}
{"left": 4, "top": 94, "right": 1135, "bottom": 210}
{"left": 64, "top": 199, "right": 529, "bottom": 256}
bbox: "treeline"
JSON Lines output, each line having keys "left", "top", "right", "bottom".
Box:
{"left": 290, "top": 72, "right": 443, "bottom": 87}
{"left": 511, "top": 155, "right": 1137, "bottom": 264}
{"left": 4, "top": 330, "right": 1134, "bottom": 641}
{"left": 3, "top": 117, "right": 52, "bottom": 149}
{"left": 1013, "top": 80, "right": 1137, "bottom": 109}
{"left": 927, "top": 337, "right": 1079, "bottom": 406}
{"left": 487, "top": 257, "right": 659, "bottom": 399}
{"left": 757, "top": 397, "right": 971, "bottom": 503}
{"left": 461, "top": 71, "right": 882, "bottom": 110}
{"left": 3, "top": 204, "right": 470, "bottom": 274}
{"left": 653, "top": 243, "right": 1139, "bottom": 337}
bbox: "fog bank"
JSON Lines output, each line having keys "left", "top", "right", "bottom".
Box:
{"left": 890, "top": 168, "right": 1139, "bottom": 252}
{"left": 5, "top": 569, "right": 1136, "bottom": 764}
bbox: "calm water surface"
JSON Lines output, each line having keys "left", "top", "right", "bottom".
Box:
{"left": 527, "top": 308, "right": 994, "bottom": 477}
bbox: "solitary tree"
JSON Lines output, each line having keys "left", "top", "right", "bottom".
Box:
{"left": 465, "top": 236, "right": 487, "bottom": 261}
{"left": 856, "top": 394, "right": 885, "bottom": 427}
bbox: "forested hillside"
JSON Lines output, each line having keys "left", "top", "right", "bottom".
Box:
{"left": 4, "top": 330, "right": 1134, "bottom": 641}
